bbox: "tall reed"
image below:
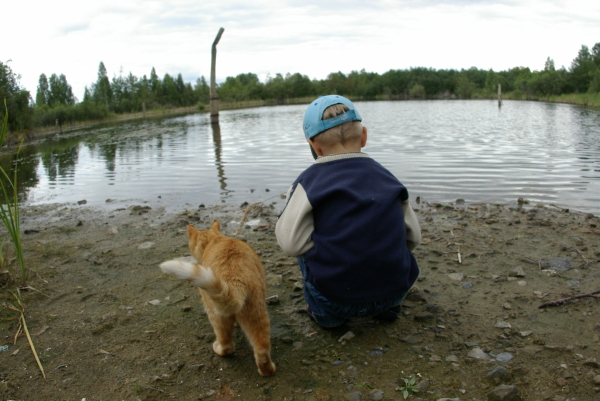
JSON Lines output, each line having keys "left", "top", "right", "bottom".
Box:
{"left": 0, "top": 100, "right": 27, "bottom": 283}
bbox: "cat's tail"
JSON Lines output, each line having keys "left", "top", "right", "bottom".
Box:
{"left": 159, "top": 260, "right": 243, "bottom": 314}
{"left": 160, "top": 260, "right": 217, "bottom": 288}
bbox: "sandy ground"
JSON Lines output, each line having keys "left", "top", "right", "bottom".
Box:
{"left": 1, "top": 198, "right": 600, "bottom": 401}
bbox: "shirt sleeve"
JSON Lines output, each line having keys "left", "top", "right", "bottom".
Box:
{"left": 402, "top": 199, "right": 421, "bottom": 251}
{"left": 275, "top": 183, "right": 315, "bottom": 256}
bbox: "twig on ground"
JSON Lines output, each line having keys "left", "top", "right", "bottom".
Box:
{"left": 538, "top": 290, "right": 600, "bottom": 308}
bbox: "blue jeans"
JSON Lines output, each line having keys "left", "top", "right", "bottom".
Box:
{"left": 297, "top": 255, "right": 408, "bottom": 328}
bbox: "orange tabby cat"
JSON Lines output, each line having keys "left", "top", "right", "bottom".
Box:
{"left": 159, "top": 220, "right": 275, "bottom": 376}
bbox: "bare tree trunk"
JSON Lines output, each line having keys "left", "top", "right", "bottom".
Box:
{"left": 210, "top": 28, "right": 225, "bottom": 124}
{"left": 498, "top": 83, "right": 502, "bottom": 107}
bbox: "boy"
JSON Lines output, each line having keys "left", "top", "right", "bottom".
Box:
{"left": 275, "top": 95, "right": 421, "bottom": 328}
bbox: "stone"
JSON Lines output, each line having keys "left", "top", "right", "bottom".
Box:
{"left": 495, "top": 352, "right": 514, "bottom": 364}
{"left": 487, "top": 384, "right": 521, "bottom": 401}
{"left": 339, "top": 331, "right": 355, "bottom": 343}
{"left": 138, "top": 241, "right": 155, "bottom": 249}
{"left": 445, "top": 354, "right": 459, "bottom": 363}
{"left": 447, "top": 273, "right": 464, "bottom": 281}
{"left": 467, "top": 347, "right": 491, "bottom": 360}
{"left": 367, "top": 389, "right": 384, "bottom": 400}
{"left": 414, "top": 311, "right": 435, "bottom": 322}
{"left": 265, "top": 274, "right": 283, "bottom": 286}
{"left": 345, "top": 391, "right": 362, "bottom": 401}
{"left": 593, "top": 375, "right": 600, "bottom": 385}
{"left": 487, "top": 366, "right": 512, "bottom": 384}
{"left": 265, "top": 295, "right": 279, "bottom": 305}
{"left": 495, "top": 321, "right": 512, "bottom": 328}
{"left": 509, "top": 266, "right": 525, "bottom": 277}
{"left": 583, "top": 358, "right": 600, "bottom": 369}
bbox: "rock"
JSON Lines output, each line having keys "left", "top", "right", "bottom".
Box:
{"left": 265, "top": 295, "right": 279, "bottom": 305}
{"left": 445, "top": 354, "right": 459, "bottom": 363}
{"left": 593, "top": 375, "right": 600, "bottom": 385}
{"left": 487, "top": 384, "right": 521, "bottom": 401}
{"left": 188, "top": 364, "right": 204, "bottom": 371}
{"left": 77, "top": 200, "right": 87, "bottom": 205}
{"left": 265, "top": 274, "right": 283, "bottom": 286}
{"left": 495, "top": 352, "right": 514, "bottom": 364}
{"left": 519, "top": 331, "right": 533, "bottom": 337}
{"left": 332, "top": 360, "right": 343, "bottom": 366}
{"left": 414, "top": 311, "right": 435, "bottom": 322}
{"left": 495, "top": 321, "right": 512, "bottom": 328}
{"left": 345, "top": 391, "right": 362, "bottom": 401}
{"left": 539, "top": 258, "right": 571, "bottom": 272}
{"left": 137, "top": 241, "right": 155, "bottom": 249}
{"left": 487, "top": 366, "right": 512, "bottom": 384}
{"left": 462, "top": 281, "right": 474, "bottom": 289}
{"left": 447, "top": 273, "right": 465, "bottom": 281}
{"left": 417, "top": 379, "right": 431, "bottom": 392}
{"left": 339, "top": 331, "right": 355, "bottom": 343}
{"left": 467, "top": 347, "right": 491, "bottom": 360}
{"left": 509, "top": 266, "right": 525, "bottom": 277}
{"left": 583, "top": 358, "right": 600, "bottom": 369}
{"left": 367, "top": 389, "right": 384, "bottom": 400}
{"left": 405, "top": 288, "right": 428, "bottom": 302}
{"left": 517, "top": 281, "right": 527, "bottom": 286}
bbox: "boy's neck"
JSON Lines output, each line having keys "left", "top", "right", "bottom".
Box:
{"left": 320, "top": 142, "right": 362, "bottom": 156}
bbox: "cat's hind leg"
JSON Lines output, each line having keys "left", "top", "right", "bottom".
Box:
{"left": 237, "top": 307, "right": 275, "bottom": 376}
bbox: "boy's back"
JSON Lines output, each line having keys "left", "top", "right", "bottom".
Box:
{"left": 275, "top": 95, "right": 421, "bottom": 326}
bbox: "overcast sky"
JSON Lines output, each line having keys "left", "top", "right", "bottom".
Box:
{"left": 4, "top": 0, "right": 599, "bottom": 101}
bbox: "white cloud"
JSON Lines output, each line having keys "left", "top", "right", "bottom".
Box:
{"left": 3, "top": 0, "right": 598, "bottom": 100}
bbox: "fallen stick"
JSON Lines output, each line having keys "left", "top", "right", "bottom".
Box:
{"left": 538, "top": 290, "right": 600, "bottom": 308}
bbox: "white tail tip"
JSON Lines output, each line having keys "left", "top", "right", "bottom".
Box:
{"left": 159, "top": 260, "right": 216, "bottom": 288}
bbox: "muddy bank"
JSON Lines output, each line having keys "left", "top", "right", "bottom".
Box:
{"left": 1, "top": 199, "right": 600, "bottom": 401}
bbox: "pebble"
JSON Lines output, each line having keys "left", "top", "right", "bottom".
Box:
{"left": 265, "top": 274, "right": 283, "bottom": 286}
{"left": 486, "top": 384, "right": 521, "bottom": 401}
{"left": 367, "top": 389, "right": 384, "bottom": 400}
{"left": 487, "top": 366, "right": 511, "bottom": 384}
{"left": 447, "top": 273, "right": 464, "bottom": 281}
{"left": 445, "top": 354, "right": 459, "bottom": 363}
{"left": 462, "top": 282, "right": 474, "bottom": 289}
{"left": 339, "top": 331, "right": 355, "bottom": 342}
{"left": 467, "top": 347, "right": 491, "bottom": 360}
{"left": 265, "top": 295, "right": 279, "bottom": 304}
{"left": 345, "top": 391, "right": 362, "bottom": 401}
{"left": 332, "top": 360, "right": 343, "bottom": 366}
{"left": 138, "top": 241, "right": 155, "bottom": 249}
{"left": 495, "top": 321, "right": 512, "bottom": 328}
{"left": 495, "top": 352, "right": 514, "bottom": 364}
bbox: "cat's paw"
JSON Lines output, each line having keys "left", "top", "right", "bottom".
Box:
{"left": 258, "top": 361, "right": 276, "bottom": 376}
{"left": 213, "top": 341, "right": 235, "bottom": 356}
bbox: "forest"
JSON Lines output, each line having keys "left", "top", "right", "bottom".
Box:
{"left": 1, "top": 42, "right": 599, "bottom": 134}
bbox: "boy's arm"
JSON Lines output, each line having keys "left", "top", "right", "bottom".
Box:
{"left": 275, "top": 183, "right": 315, "bottom": 256}
{"left": 402, "top": 200, "right": 421, "bottom": 251}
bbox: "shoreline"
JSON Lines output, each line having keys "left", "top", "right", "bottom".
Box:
{"left": 1, "top": 198, "right": 600, "bottom": 400}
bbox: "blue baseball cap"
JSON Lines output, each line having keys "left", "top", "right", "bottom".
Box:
{"left": 303, "top": 95, "right": 362, "bottom": 139}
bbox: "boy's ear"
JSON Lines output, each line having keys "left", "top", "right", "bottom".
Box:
{"left": 307, "top": 139, "right": 324, "bottom": 156}
{"left": 360, "top": 126, "right": 367, "bottom": 148}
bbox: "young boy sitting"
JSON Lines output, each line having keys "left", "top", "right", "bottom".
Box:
{"left": 275, "top": 95, "right": 421, "bottom": 328}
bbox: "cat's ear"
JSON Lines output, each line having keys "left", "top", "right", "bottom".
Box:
{"left": 187, "top": 225, "right": 196, "bottom": 238}
{"left": 211, "top": 220, "right": 221, "bottom": 233}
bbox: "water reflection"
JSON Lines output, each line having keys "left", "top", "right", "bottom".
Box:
{"left": 1, "top": 100, "right": 599, "bottom": 214}
{"left": 211, "top": 123, "right": 228, "bottom": 192}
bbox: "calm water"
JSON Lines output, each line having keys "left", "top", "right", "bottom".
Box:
{"left": 5, "top": 100, "right": 600, "bottom": 214}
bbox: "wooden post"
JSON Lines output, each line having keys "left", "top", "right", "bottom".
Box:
{"left": 142, "top": 102, "right": 146, "bottom": 118}
{"left": 498, "top": 83, "right": 502, "bottom": 107}
{"left": 210, "top": 27, "right": 225, "bottom": 124}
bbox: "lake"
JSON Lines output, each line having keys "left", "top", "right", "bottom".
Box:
{"left": 5, "top": 100, "right": 600, "bottom": 214}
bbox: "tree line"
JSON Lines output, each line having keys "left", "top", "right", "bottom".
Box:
{"left": 1, "top": 41, "right": 599, "bottom": 134}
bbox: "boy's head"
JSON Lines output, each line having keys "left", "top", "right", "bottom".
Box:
{"left": 303, "top": 95, "right": 364, "bottom": 150}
